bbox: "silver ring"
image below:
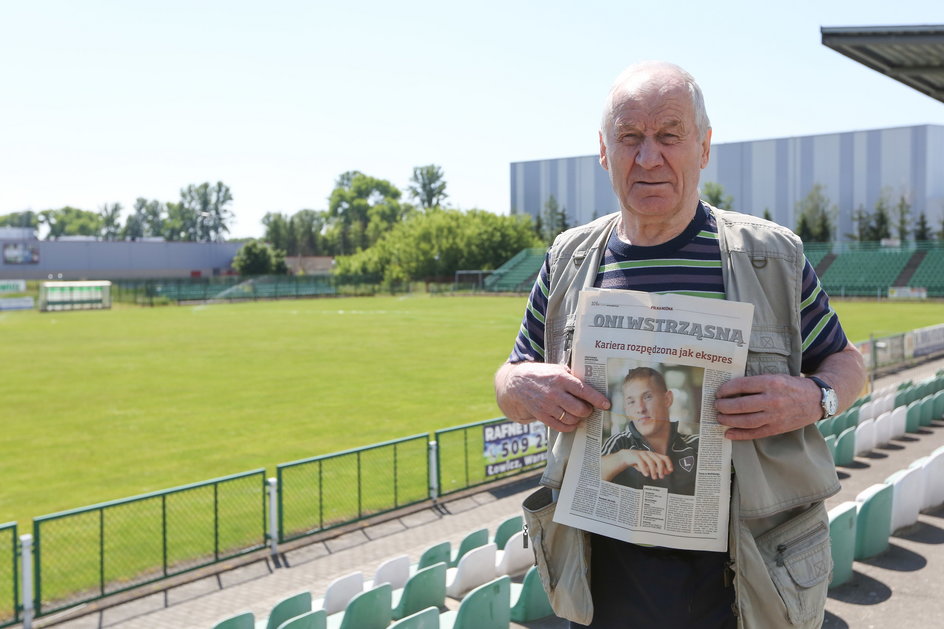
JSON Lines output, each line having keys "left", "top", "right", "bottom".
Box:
{"left": 559, "top": 410, "right": 567, "bottom": 421}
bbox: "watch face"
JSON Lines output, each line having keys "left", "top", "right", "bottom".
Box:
{"left": 824, "top": 389, "right": 839, "bottom": 416}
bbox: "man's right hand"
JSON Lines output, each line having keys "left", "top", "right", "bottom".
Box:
{"left": 494, "top": 361, "right": 611, "bottom": 432}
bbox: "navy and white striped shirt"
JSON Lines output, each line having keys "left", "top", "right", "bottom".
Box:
{"left": 510, "top": 203, "right": 848, "bottom": 373}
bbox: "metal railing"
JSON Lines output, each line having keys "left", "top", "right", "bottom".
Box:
{"left": 0, "top": 523, "right": 17, "bottom": 628}
{"left": 277, "top": 434, "right": 430, "bottom": 544}
{"left": 32, "top": 470, "right": 266, "bottom": 617}
{"left": 111, "top": 276, "right": 415, "bottom": 306}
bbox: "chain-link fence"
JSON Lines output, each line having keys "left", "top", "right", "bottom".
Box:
{"left": 0, "top": 523, "right": 17, "bottom": 628}
{"left": 435, "top": 417, "right": 548, "bottom": 497}
{"left": 277, "top": 434, "right": 429, "bottom": 543}
{"left": 32, "top": 470, "right": 266, "bottom": 617}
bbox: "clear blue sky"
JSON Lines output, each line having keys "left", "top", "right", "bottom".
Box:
{"left": 2, "top": 0, "right": 943, "bottom": 238}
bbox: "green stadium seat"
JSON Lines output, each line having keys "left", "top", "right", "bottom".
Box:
{"left": 276, "top": 610, "right": 327, "bottom": 629}
{"left": 415, "top": 541, "right": 451, "bottom": 573}
{"left": 920, "top": 396, "right": 935, "bottom": 427}
{"left": 440, "top": 576, "right": 511, "bottom": 629}
{"left": 389, "top": 607, "right": 440, "bottom": 629}
{"left": 835, "top": 426, "right": 857, "bottom": 466}
{"left": 214, "top": 612, "right": 255, "bottom": 629}
{"left": 326, "top": 584, "right": 392, "bottom": 629}
{"left": 510, "top": 566, "right": 554, "bottom": 622}
{"left": 828, "top": 501, "right": 857, "bottom": 588}
{"left": 258, "top": 592, "right": 312, "bottom": 629}
{"left": 392, "top": 562, "right": 447, "bottom": 620}
{"left": 451, "top": 528, "right": 488, "bottom": 567}
{"left": 492, "top": 515, "right": 522, "bottom": 551}
{"left": 854, "top": 483, "right": 893, "bottom": 560}
{"left": 906, "top": 400, "right": 922, "bottom": 433}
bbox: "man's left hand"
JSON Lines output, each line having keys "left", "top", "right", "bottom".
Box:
{"left": 714, "top": 374, "right": 822, "bottom": 440}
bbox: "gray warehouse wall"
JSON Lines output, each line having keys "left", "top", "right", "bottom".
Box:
{"left": 0, "top": 240, "right": 244, "bottom": 280}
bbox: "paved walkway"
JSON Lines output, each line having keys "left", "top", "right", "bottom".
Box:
{"left": 33, "top": 358, "right": 944, "bottom": 629}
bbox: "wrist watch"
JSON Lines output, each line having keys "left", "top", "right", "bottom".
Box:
{"left": 807, "top": 376, "right": 839, "bottom": 419}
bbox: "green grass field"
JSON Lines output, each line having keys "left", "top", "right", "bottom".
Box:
{"left": 1, "top": 295, "right": 941, "bottom": 528}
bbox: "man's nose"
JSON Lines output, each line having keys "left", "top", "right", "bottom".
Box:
{"left": 635, "top": 137, "right": 664, "bottom": 169}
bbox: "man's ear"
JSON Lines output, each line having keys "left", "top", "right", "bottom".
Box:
{"left": 700, "top": 128, "right": 712, "bottom": 169}
{"left": 665, "top": 390, "right": 674, "bottom": 409}
{"left": 599, "top": 131, "right": 609, "bottom": 171}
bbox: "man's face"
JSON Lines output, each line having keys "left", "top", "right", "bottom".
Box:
{"left": 623, "top": 376, "right": 673, "bottom": 438}
{"left": 599, "top": 76, "right": 711, "bottom": 227}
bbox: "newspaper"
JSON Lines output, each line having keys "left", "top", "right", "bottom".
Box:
{"left": 553, "top": 288, "right": 754, "bottom": 552}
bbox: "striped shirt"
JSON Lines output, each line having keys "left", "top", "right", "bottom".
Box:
{"left": 510, "top": 203, "right": 848, "bottom": 373}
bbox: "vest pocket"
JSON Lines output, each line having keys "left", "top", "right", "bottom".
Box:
{"left": 746, "top": 329, "right": 792, "bottom": 376}
{"left": 522, "top": 486, "right": 593, "bottom": 624}
{"left": 753, "top": 502, "right": 831, "bottom": 624}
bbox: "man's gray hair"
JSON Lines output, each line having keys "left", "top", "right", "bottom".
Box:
{"left": 601, "top": 61, "right": 711, "bottom": 140}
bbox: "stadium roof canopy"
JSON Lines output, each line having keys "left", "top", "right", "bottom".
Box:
{"left": 821, "top": 25, "right": 944, "bottom": 104}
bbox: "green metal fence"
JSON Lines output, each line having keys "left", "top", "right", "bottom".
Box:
{"left": 277, "top": 434, "right": 430, "bottom": 543}
{"left": 32, "top": 469, "right": 266, "bottom": 617}
{"left": 435, "top": 417, "right": 548, "bottom": 497}
{"left": 0, "top": 523, "right": 17, "bottom": 628}
{"left": 112, "top": 276, "right": 416, "bottom": 306}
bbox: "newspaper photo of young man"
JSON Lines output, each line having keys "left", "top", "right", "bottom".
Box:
{"left": 600, "top": 362, "right": 703, "bottom": 496}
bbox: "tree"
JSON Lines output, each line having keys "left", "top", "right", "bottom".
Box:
{"left": 327, "top": 171, "right": 410, "bottom": 255}
{"left": 0, "top": 211, "right": 40, "bottom": 229}
{"left": 762, "top": 208, "right": 773, "bottom": 222}
{"left": 333, "top": 209, "right": 542, "bottom": 285}
{"left": 291, "top": 209, "right": 327, "bottom": 256}
{"left": 870, "top": 192, "right": 892, "bottom": 241}
{"left": 262, "top": 212, "right": 292, "bottom": 252}
{"left": 99, "top": 202, "right": 122, "bottom": 241}
{"left": 179, "top": 181, "right": 234, "bottom": 242}
{"left": 39, "top": 207, "right": 103, "bottom": 239}
{"left": 702, "top": 182, "right": 733, "bottom": 210}
{"left": 122, "top": 198, "right": 165, "bottom": 240}
{"left": 232, "top": 240, "right": 287, "bottom": 275}
{"left": 914, "top": 211, "right": 932, "bottom": 241}
{"left": 408, "top": 164, "right": 448, "bottom": 210}
{"left": 541, "top": 195, "right": 568, "bottom": 243}
{"left": 894, "top": 193, "right": 911, "bottom": 241}
{"left": 794, "top": 184, "right": 833, "bottom": 242}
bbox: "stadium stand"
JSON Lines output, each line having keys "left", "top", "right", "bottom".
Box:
{"left": 907, "top": 245, "right": 944, "bottom": 297}
{"left": 483, "top": 248, "right": 545, "bottom": 293}
{"left": 819, "top": 247, "right": 913, "bottom": 296}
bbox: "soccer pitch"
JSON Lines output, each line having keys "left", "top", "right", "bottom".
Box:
{"left": 1, "top": 295, "right": 940, "bottom": 527}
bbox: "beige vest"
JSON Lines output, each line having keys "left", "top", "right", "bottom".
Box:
{"left": 538, "top": 205, "right": 839, "bottom": 518}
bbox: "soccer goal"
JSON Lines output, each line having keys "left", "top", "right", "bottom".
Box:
{"left": 39, "top": 281, "right": 112, "bottom": 312}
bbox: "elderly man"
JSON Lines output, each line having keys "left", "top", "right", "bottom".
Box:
{"left": 495, "top": 61, "right": 865, "bottom": 629}
{"left": 601, "top": 367, "right": 698, "bottom": 494}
